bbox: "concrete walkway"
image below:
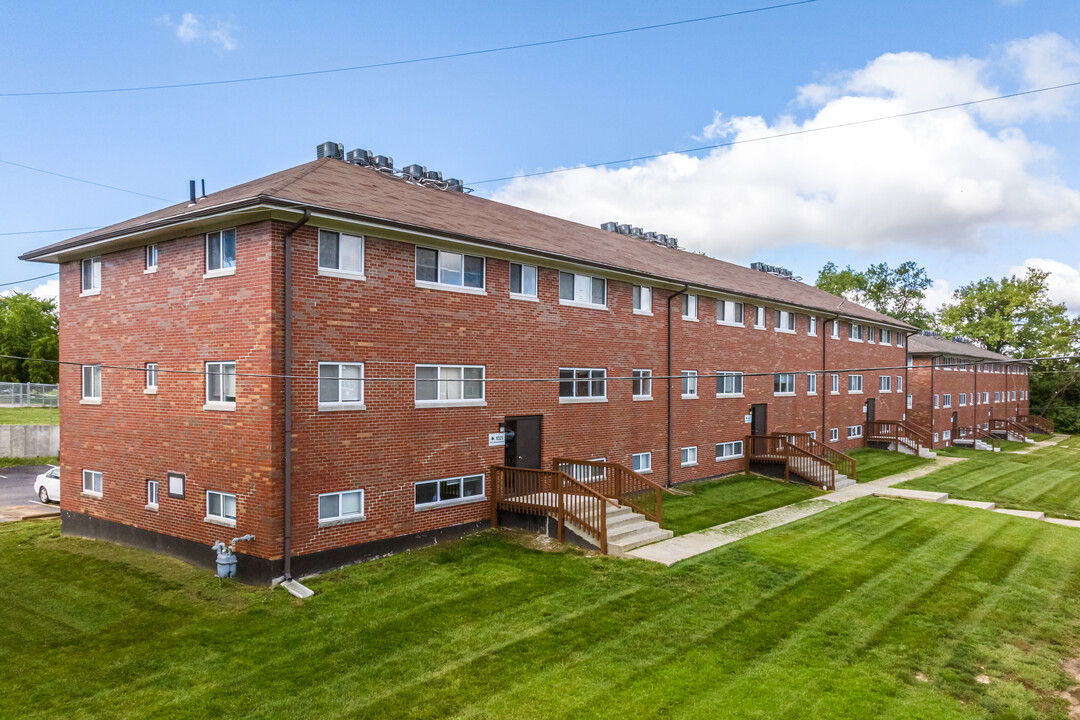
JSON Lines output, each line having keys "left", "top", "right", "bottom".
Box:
{"left": 629, "top": 437, "right": 1071, "bottom": 565}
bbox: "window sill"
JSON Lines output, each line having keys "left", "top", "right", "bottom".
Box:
{"left": 633, "top": 309, "right": 654, "bottom": 316}
{"left": 318, "top": 515, "right": 367, "bottom": 528}
{"left": 204, "top": 515, "right": 237, "bottom": 528}
{"left": 80, "top": 397, "right": 102, "bottom": 405}
{"left": 415, "top": 495, "right": 487, "bottom": 512}
{"left": 80, "top": 491, "right": 102, "bottom": 499}
{"left": 830, "top": 391, "right": 840, "bottom": 395}
{"left": 203, "top": 402, "right": 237, "bottom": 412}
{"left": 319, "top": 402, "right": 368, "bottom": 412}
{"left": 145, "top": 504, "right": 159, "bottom": 512}
{"left": 681, "top": 462, "right": 699, "bottom": 468}
{"left": 79, "top": 289, "right": 101, "bottom": 297}
{"left": 716, "top": 455, "right": 744, "bottom": 462}
{"left": 414, "top": 400, "right": 487, "bottom": 409}
{"left": 203, "top": 267, "right": 236, "bottom": 279}
{"left": 880, "top": 390, "right": 891, "bottom": 394}
{"left": 716, "top": 394, "right": 745, "bottom": 399}
{"left": 559, "top": 397, "right": 608, "bottom": 405}
{"left": 774, "top": 392, "right": 796, "bottom": 397}
{"left": 808, "top": 333, "right": 818, "bottom": 337}
{"left": 716, "top": 320, "right": 744, "bottom": 328}
{"left": 415, "top": 280, "right": 487, "bottom": 296}
{"left": 775, "top": 328, "right": 796, "bottom": 335}
{"left": 681, "top": 394, "right": 698, "bottom": 400}
{"left": 848, "top": 391, "right": 864, "bottom": 395}
{"left": 318, "top": 268, "right": 367, "bottom": 281}
{"left": 637, "top": 468, "right": 653, "bottom": 475}
{"left": 681, "top": 316, "right": 699, "bottom": 323}
{"left": 558, "top": 299, "right": 608, "bottom": 311}
{"left": 144, "top": 388, "right": 158, "bottom": 395}
{"left": 753, "top": 325, "right": 767, "bottom": 331}
{"left": 144, "top": 267, "right": 158, "bottom": 275}
{"left": 509, "top": 292, "right": 539, "bottom": 302}
{"left": 848, "top": 338, "right": 864, "bottom": 343}
{"left": 808, "top": 392, "right": 818, "bottom": 396}
{"left": 632, "top": 395, "right": 653, "bottom": 402}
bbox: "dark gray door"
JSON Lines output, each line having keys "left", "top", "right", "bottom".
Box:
{"left": 951, "top": 411, "right": 958, "bottom": 435}
{"left": 866, "top": 398, "right": 876, "bottom": 422}
{"left": 504, "top": 416, "right": 542, "bottom": 469}
{"left": 750, "top": 404, "right": 768, "bottom": 436}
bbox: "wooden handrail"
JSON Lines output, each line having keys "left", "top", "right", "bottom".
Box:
{"left": 971, "top": 427, "right": 1002, "bottom": 450}
{"left": 1017, "top": 414, "right": 1054, "bottom": 434}
{"left": 744, "top": 434, "right": 836, "bottom": 491}
{"left": 551, "top": 458, "right": 670, "bottom": 525}
{"left": 866, "top": 419, "right": 930, "bottom": 451}
{"left": 989, "top": 417, "right": 1029, "bottom": 439}
{"left": 776, "top": 432, "right": 857, "bottom": 481}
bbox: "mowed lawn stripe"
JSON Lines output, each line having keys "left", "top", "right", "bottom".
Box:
{"left": 661, "top": 474, "right": 824, "bottom": 536}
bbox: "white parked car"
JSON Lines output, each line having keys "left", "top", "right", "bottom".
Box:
{"left": 34, "top": 466, "right": 60, "bottom": 504}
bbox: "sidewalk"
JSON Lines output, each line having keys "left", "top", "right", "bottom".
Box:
{"left": 629, "top": 438, "right": 1069, "bottom": 566}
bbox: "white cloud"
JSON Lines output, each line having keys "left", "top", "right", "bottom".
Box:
{"left": 923, "top": 279, "right": 953, "bottom": 313}
{"left": 1009, "top": 258, "right": 1080, "bottom": 313}
{"left": 158, "top": 12, "right": 237, "bottom": 52}
{"left": 0, "top": 277, "right": 58, "bottom": 303}
{"left": 493, "top": 34, "right": 1080, "bottom": 261}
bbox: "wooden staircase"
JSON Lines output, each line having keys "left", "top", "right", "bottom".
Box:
{"left": 865, "top": 420, "right": 936, "bottom": 458}
{"left": 744, "top": 434, "right": 854, "bottom": 491}
{"left": 1017, "top": 414, "right": 1054, "bottom": 435}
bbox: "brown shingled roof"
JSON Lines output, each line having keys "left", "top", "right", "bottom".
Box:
{"left": 907, "top": 333, "right": 1024, "bottom": 362}
{"left": 22, "top": 157, "right": 914, "bottom": 329}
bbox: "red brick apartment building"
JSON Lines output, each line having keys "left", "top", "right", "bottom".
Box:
{"left": 24, "top": 152, "right": 931, "bottom": 583}
{"left": 906, "top": 333, "right": 1038, "bottom": 448}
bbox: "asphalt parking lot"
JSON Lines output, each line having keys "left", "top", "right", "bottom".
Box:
{"left": 0, "top": 464, "right": 59, "bottom": 522}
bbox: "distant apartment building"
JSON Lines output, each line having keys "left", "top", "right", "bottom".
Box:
{"left": 24, "top": 151, "right": 927, "bottom": 583}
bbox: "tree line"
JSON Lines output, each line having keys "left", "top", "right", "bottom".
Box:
{"left": 816, "top": 262, "right": 1080, "bottom": 433}
{"left": 0, "top": 293, "right": 59, "bottom": 385}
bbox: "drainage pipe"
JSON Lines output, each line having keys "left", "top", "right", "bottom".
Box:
{"left": 666, "top": 284, "right": 689, "bottom": 488}
{"left": 283, "top": 210, "right": 311, "bottom": 581}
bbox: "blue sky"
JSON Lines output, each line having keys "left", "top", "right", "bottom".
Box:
{"left": 2, "top": 1, "right": 1079, "bottom": 310}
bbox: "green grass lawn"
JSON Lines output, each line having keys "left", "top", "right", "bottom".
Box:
{"left": 898, "top": 438, "right": 1080, "bottom": 518}
{"left": 662, "top": 474, "right": 823, "bottom": 535}
{"left": 0, "top": 455, "right": 57, "bottom": 468}
{"left": 846, "top": 447, "right": 934, "bottom": 483}
{"left": 0, "top": 406, "right": 59, "bottom": 425}
{"left": 7, "top": 501, "right": 1080, "bottom": 719}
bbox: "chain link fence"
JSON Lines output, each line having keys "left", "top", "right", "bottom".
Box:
{"left": 0, "top": 382, "right": 60, "bottom": 408}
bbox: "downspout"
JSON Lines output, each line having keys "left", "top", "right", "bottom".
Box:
{"left": 283, "top": 209, "right": 311, "bottom": 581}
{"left": 823, "top": 309, "right": 841, "bottom": 441}
{"left": 666, "top": 284, "right": 689, "bottom": 488}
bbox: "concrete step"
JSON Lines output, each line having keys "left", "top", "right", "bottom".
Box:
{"left": 874, "top": 488, "right": 949, "bottom": 503}
{"left": 609, "top": 526, "right": 674, "bottom": 557}
{"left": 945, "top": 498, "right": 996, "bottom": 510}
{"left": 605, "top": 504, "right": 633, "bottom": 519}
{"left": 834, "top": 477, "right": 856, "bottom": 490}
{"left": 608, "top": 518, "right": 663, "bottom": 544}
{"left": 606, "top": 511, "right": 647, "bottom": 531}
{"left": 1044, "top": 518, "right": 1080, "bottom": 528}
{"left": 995, "top": 508, "right": 1046, "bottom": 520}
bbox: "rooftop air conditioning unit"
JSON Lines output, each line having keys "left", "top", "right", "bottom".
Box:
{"left": 667, "top": 237, "right": 679, "bottom": 248}
{"left": 644, "top": 232, "right": 659, "bottom": 242}
{"left": 617, "top": 224, "right": 632, "bottom": 235}
{"left": 402, "top": 164, "right": 426, "bottom": 180}
{"left": 346, "top": 148, "right": 372, "bottom": 165}
{"left": 630, "top": 227, "right": 644, "bottom": 237}
{"left": 373, "top": 155, "right": 394, "bottom": 170}
{"left": 600, "top": 222, "right": 618, "bottom": 232}
{"left": 445, "top": 178, "right": 464, "bottom": 192}
{"left": 657, "top": 234, "right": 668, "bottom": 244}
{"left": 317, "top": 142, "right": 344, "bottom": 160}
{"left": 424, "top": 170, "right": 443, "bottom": 182}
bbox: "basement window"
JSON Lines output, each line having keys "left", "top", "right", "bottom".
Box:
{"left": 415, "top": 474, "right": 484, "bottom": 509}
{"left": 318, "top": 229, "right": 365, "bottom": 278}
{"left": 82, "top": 469, "right": 103, "bottom": 497}
{"left": 716, "top": 441, "right": 743, "bottom": 460}
{"left": 319, "top": 489, "right": 365, "bottom": 524}
{"left": 681, "top": 446, "right": 698, "bottom": 467}
{"left": 206, "top": 490, "right": 237, "bottom": 525}
{"left": 632, "top": 452, "right": 652, "bottom": 473}
{"left": 830, "top": 428, "right": 839, "bottom": 442}
{"left": 847, "top": 425, "right": 863, "bottom": 439}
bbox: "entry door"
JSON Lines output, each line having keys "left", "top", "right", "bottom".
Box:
{"left": 951, "top": 411, "right": 958, "bottom": 435}
{"left": 750, "top": 404, "right": 768, "bottom": 436}
{"left": 865, "top": 398, "right": 876, "bottom": 423}
{"left": 504, "top": 416, "right": 542, "bottom": 469}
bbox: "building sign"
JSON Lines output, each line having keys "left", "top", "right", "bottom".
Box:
{"left": 744, "top": 414, "right": 753, "bottom": 424}
{"left": 488, "top": 432, "right": 506, "bottom": 447}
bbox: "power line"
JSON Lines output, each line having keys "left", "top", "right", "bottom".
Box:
{"left": 0, "top": 1, "right": 818, "bottom": 98}
{"left": 0, "top": 272, "right": 59, "bottom": 289}
{"left": 469, "top": 81, "right": 1080, "bottom": 185}
{"left": 0, "top": 226, "right": 98, "bottom": 237}
{"left": 0, "top": 159, "right": 174, "bottom": 202}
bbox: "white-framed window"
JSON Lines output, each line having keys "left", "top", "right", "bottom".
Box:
{"left": 632, "top": 369, "right": 652, "bottom": 399}
{"left": 206, "top": 229, "right": 237, "bottom": 273}
{"left": 907, "top": 394, "right": 913, "bottom": 409}
{"left": 831, "top": 373, "right": 840, "bottom": 394}
{"left": 509, "top": 262, "right": 538, "bottom": 299}
{"left": 933, "top": 432, "right": 940, "bottom": 443}
{"left": 415, "top": 474, "right": 484, "bottom": 508}
{"left": 147, "top": 480, "right": 159, "bottom": 508}
{"left": 205, "top": 361, "right": 236, "bottom": 406}
{"left": 206, "top": 490, "right": 237, "bottom": 523}
{"left": 81, "top": 257, "right": 101, "bottom": 293}
{"left": 775, "top": 310, "right": 795, "bottom": 333}
{"left": 807, "top": 373, "right": 817, "bottom": 395}
{"left": 879, "top": 375, "right": 891, "bottom": 392}
{"left": 943, "top": 394, "right": 952, "bottom": 408}
{"left": 167, "top": 472, "right": 186, "bottom": 499}
{"left": 716, "top": 372, "right": 743, "bottom": 397}
{"left": 808, "top": 431, "right": 817, "bottom": 440}
{"left": 880, "top": 328, "right": 892, "bottom": 345}
{"left": 81, "top": 364, "right": 102, "bottom": 400}
{"left": 1011, "top": 390, "right": 1017, "bottom": 401}
{"left": 632, "top": 452, "right": 652, "bottom": 474}
{"left": 145, "top": 363, "right": 158, "bottom": 391}
{"left": 994, "top": 391, "right": 1001, "bottom": 402}
{"left": 716, "top": 440, "right": 744, "bottom": 460}
{"left": 808, "top": 316, "right": 818, "bottom": 335}
{"left": 559, "top": 368, "right": 606, "bottom": 400}
{"left": 774, "top": 373, "right": 796, "bottom": 396}
{"left": 415, "top": 364, "right": 485, "bottom": 406}
{"left": 959, "top": 393, "right": 967, "bottom": 406}
{"left": 416, "top": 246, "right": 484, "bottom": 290}
{"left": 559, "top": 271, "right": 605, "bottom": 307}
{"left": 145, "top": 244, "right": 158, "bottom": 272}
{"left": 897, "top": 333, "right": 905, "bottom": 347}
{"left": 934, "top": 394, "right": 940, "bottom": 408}
{"left": 867, "top": 327, "right": 877, "bottom": 344}
{"left": 848, "top": 425, "right": 863, "bottom": 439}
{"left": 319, "top": 489, "right": 365, "bottom": 523}
{"left": 830, "top": 428, "right": 839, "bottom": 442}
{"left": 632, "top": 285, "right": 652, "bottom": 314}
{"left": 319, "top": 362, "right": 364, "bottom": 407}
{"left": 717, "top": 299, "right": 744, "bottom": 325}
{"left": 849, "top": 323, "right": 863, "bottom": 341}
{"left": 831, "top": 320, "right": 840, "bottom": 339}
{"left": 754, "top": 306, "right": 766, "bottom": 329}
{"left": 318, "top": 229, "right": 365, "bottom": 276}
{"left": 984, "top": 392, "right": 990, "bottom": 403}
{"left": 942, "top": 430, "right": 952, "bottom": 441}
{"left": 681, "top": 446, "right": 698, "bottom": 467}
{"left": 848, "top": 375, "right": 863, "bottom": 393}
{"left": 681, "top": 370, "right": 698, "bottom": 398}
{"left": 896, "top": 376, "right": 903, "bottom": 392}
{"left": 682, "top": 294, "right": 698, "bottom": 321}
{"left": 82, "top": 469, "right": 103, "bottom": 496}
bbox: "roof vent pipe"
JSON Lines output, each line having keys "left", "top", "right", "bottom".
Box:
{"left": 201, "top": 179, "right": 206, "bottom": 198}
{"left": 188, "top": 180, "right": 196, "bottom": 206}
